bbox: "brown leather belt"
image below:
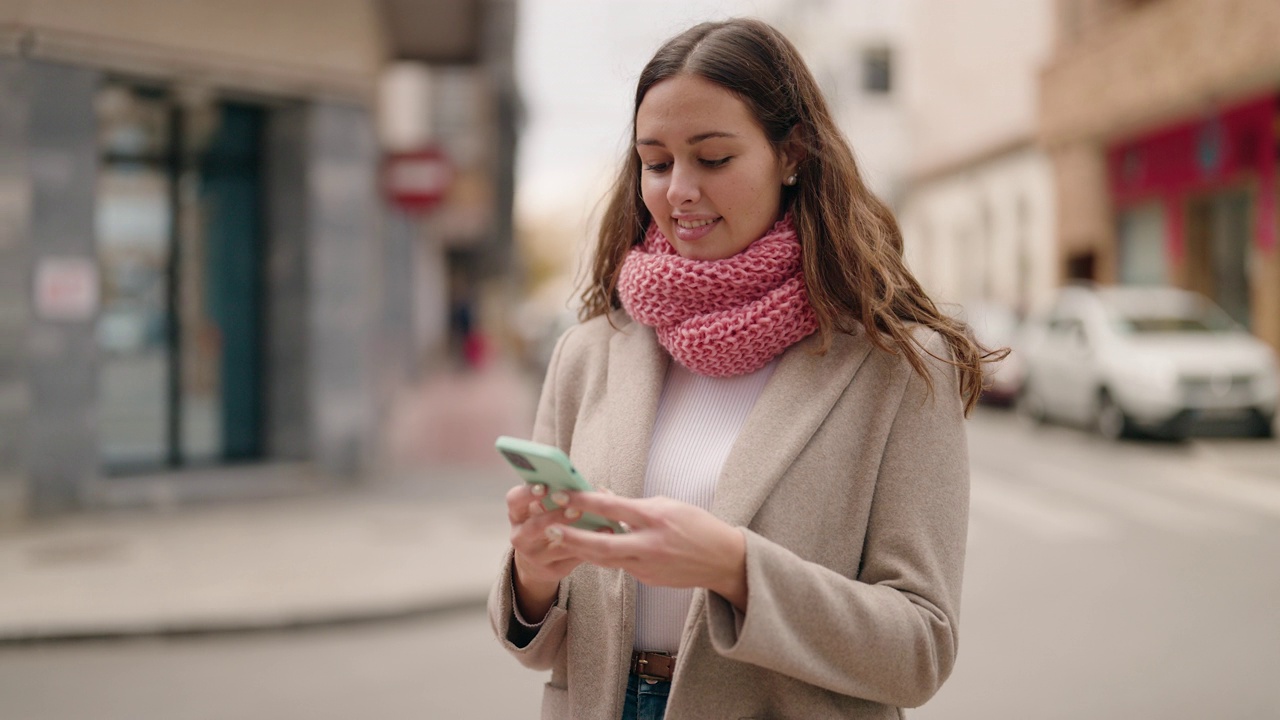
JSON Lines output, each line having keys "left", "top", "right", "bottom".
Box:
{"left": 630, "top": 650, "right": 676, "bottom": 682}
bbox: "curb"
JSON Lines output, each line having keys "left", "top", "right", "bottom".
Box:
{"left": 0, "top": 588, "right": 493, "bottom": 645}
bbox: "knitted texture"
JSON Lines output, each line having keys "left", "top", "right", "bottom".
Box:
{"left": 618, "top": 214, "right": 817, "bottom": 377}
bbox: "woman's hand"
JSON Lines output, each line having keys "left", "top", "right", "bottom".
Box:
{"left": 548, "top": 492, "right": 750, "bottom": 611}
{"left": 505, "top": 483, "right": 588, "bottom": 621}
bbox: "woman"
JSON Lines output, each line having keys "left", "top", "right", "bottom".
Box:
{"left": 490, "top": 17, "right": 992, "bottom": 719}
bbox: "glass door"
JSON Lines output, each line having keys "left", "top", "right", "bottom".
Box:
{"left": 1186, "top": 189, "right": 1253, "bottom": 328}
{"left": 96, "top": 87, "right": 174, "bottom": 469}
{"left": 95, "top": 84, "right": 265, "bottom": 473}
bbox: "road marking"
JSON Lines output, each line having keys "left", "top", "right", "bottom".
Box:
{"left": 1157, "top": 462, "right": 1280, "bottom": 522}
{"left": 969, "top": 468, "right": 1116, "bottom": 541}
{"left": 1006, "top": 458, "right": 1254, "bottom": 537}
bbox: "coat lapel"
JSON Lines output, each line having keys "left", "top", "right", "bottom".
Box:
{"left": 712, "top": 329, "right": 874, "bottom": 527}
{"left": 606, "top": 317, "right": 669, "bottom": 499}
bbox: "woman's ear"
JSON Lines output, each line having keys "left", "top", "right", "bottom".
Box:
{"left": 779, "top": 126, "right": 807, "bottom": 180}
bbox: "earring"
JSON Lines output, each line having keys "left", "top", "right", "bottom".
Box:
{"left": 784, "top": 174, "right": 798, "bottom": 186}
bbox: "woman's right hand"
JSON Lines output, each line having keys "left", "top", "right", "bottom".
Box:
{"left": 506, "top": 483, "right": 585, "bottom": 622}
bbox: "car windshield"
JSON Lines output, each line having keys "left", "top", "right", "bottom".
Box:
{"left": 1108, "top": 297, "right": 1239, "bottom": 335}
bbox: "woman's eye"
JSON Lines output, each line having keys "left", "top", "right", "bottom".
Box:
{"left": 642, "top": 161, "right": 670, "bottom": 173}
{"left": 700, "top": 156, "right": 732, "bottom": 168}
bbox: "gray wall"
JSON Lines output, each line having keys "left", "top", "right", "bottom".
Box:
{"left": 0, "top": 58, "right": 31, "bottom": 521}
{"left": 20, "top": 60, "right": 101, "bottom": 514}
{"left": 263, "top": 107, "right": 312, "bottom": 461}
{"left": 306, "top": 102, "right": 380, "bottom": 477}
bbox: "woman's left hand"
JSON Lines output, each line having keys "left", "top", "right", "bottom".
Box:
{"left": 549, "top": 492, "right": 750, "bottom": 610}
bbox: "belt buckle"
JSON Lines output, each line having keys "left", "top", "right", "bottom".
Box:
{"left": 633, "top": 652, "right": 671, "bottom": 684}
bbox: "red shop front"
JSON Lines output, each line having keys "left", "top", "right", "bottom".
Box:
{"left": 1106, "top": 93, "right": 1279, "bottom": 344}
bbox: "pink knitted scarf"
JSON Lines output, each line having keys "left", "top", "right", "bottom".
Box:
{"left": 617, "top": 214, "right": 818, "bottom": 377}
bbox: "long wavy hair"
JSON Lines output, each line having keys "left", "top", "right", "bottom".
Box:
{"left": 580, "top": 18, "right": 1000, "bottom": 414}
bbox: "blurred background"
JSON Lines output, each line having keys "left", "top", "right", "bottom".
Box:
{"left": 1, "top": 0, "right": 1278, "bottom": 718}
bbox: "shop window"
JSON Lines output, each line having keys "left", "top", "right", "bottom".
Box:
{"left": 95, "top": 82, "right": 265, "bottom": 473}
{"left": 861, "top": 46, "right": 892, "bottom": 94}
{"left": 1116, "top": 203, "right": 1169, "bottom": 285}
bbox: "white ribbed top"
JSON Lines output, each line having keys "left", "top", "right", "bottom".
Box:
{"left": 633, "top": 359, "right": 777, "bottom": 654}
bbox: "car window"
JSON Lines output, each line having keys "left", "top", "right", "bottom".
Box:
{"left": 1110, "top": 300, "right": 1239, "bottom": 335}
{"left": 1048, "top": 317, "right": 1080, "bottom": 334}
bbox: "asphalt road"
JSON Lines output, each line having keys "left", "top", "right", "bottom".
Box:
{"left": 2, "top": 409, "right": 1278, "bottom": 719}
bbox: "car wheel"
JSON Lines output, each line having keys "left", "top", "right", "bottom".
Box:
{"left": 1253, "top": 413, "right": 1276, "bottom": 439}
{"left": 1095, "top": 390, "right": 1131, "bottom": 441}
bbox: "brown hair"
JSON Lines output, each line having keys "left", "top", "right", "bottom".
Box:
{"left": 580, "top": 18, "right": 1002, "bottom": 414}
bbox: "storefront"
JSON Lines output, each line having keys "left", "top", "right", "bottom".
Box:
{"left": 95, "top": 83, "right": 269, "bottom": 472}
{"left": 1107, "top": 93, "right": 1280, "bottom": 345}
{"left": 0, "top": 0, "right": 516, "bottom": 519}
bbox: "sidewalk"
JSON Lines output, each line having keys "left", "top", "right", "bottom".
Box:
{"left": 0, "top": 360, "right": 540, "bottom": 642}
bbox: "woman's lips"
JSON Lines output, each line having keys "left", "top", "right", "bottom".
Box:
{"left": 672, "top": 217, "right": 721, "bottom": 243}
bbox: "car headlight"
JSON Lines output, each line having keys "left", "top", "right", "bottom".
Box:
{"left": 1257, "top": 357, "right": 1280, "bottom": 401}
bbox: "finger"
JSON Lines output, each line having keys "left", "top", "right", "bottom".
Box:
{"left": 513, "top": 520, "right": 579, "bottom": 561}
{"left": 506, "top": 483, "right": 545, "bottom": 523}
{"left": 562, "top": 492, "right": 653, "bottom": 528}
{"left": 506, "top": 485, "right": 531, "bottom": 523}
{"left": 544, "top": 525, "right": 564, "bottom": 545}
{"left": 555, "top": 525, "right": 649, "bottom": 563}
{"left": 518, "top": 504, "right": 568, "bottom": 533}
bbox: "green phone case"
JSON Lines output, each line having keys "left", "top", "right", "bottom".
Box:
{"left": 494, "top": 436, "right": 626, "bottom": 533}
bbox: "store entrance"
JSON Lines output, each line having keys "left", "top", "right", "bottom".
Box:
{"left": 1186, "top": 189, "right": 1253, "bottom": 328}
{"left": 95, "top": 84, "right": 265, "bottom": 472}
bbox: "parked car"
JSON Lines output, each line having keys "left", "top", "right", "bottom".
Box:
{"left": 955, "top": 301, "right": 1025, "bottom": 406}
{"left": 1016, "top": 285, "right": 1279, "bottom": 440}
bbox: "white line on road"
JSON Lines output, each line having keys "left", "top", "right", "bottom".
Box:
{"left": 1005, "top": 458, "right": 1255, "bottom": 537}
{"left": 969, "top": 468, "right": 1116, "bottom": 542}
{"left": 1159, "top": 462, "right": 1280, "bottom": 522}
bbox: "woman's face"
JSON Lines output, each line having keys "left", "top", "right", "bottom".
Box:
{"left": 635, "top": 74, "right": 799, "bottom": 261}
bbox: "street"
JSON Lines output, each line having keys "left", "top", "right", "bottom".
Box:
{"left": 2, "top": 409, "right": 1278, "bottom": 719}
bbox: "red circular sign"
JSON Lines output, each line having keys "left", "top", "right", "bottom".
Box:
{"left": 384, "top": 146, "right": 454, "bottom": 214}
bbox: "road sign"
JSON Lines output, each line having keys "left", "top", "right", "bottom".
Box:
{"left": 383, "top": 146, "right": 454, "bottom": 214}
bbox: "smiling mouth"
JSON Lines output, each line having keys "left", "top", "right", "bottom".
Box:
{"left": 675, "top": 217, "right": 720, "bottom": 229}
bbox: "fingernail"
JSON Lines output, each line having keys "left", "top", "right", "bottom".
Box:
{"left": 550, "top": 491, "right": 570, "bottom": 506}
{"left": 530, "top": 484, "right": 546, "bottom": 497}
{"left": 528, "top": 500, "right": 544, "bottom": 515}
{"left": 564, "top": 507, "right": 581, "bottom": 520}
{"left": 545, "top": 526, "right": 564, "bottom": 543}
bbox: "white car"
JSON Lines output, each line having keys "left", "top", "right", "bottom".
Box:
{"left": 955, "top": 301, "right": 1025, "bottom": 405}
{"left": 1017, "top": 285, "right": 1279, "bottom": 440}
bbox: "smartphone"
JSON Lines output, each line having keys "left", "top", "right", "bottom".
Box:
{"left": 495, "top": 436, "right": 626, "bottom": 533}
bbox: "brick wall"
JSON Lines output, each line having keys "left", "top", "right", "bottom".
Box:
{"left": 1042, "top": 0, "right": 1280, "bottom": 145}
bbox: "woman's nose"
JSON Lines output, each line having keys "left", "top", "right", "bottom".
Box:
{"left": 666, "top": 163, "right": 700, "bottom": 206}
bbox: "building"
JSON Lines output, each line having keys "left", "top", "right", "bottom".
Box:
{"left": 766, "top": 0, "right": 912, "bottom": 203}
{"left": 0, "top": 0, "right": 517, "bottom": 519}
{"left": 895, "top": 0, "right": 1058, "bottom": 317}
{"left": 1040, "top": 0, "right": 1280, "bottom": 350}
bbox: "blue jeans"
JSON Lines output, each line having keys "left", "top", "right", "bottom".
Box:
{"left": 620, "top": 673, "right": 671, "bottom": 720}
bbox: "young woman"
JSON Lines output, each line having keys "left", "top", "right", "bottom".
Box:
{"left": 490, "top": 17, "right": 992, "bottom": 720}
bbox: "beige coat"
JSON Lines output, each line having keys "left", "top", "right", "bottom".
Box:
{"left": 488, "top": 311, "right": 969, "bottom": 719}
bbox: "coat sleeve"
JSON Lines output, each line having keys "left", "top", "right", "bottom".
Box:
{"left": 704, "top": 331, "right": 970, "bottom": 708}
{"left": 487, "top": 325, "right": 578, "bottom": 670}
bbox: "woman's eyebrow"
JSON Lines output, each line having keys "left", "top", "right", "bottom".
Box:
{"left": 635, "top": 131, "right": 740, "bottom": 147}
